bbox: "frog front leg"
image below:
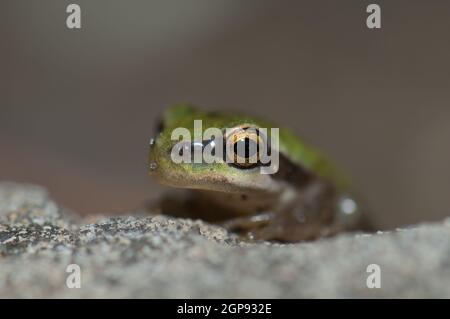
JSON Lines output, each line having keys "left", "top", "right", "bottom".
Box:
{"left": 220, "top": 212, "right": 274, "bottom": 233}
{"left": 223, "top": 180, "right": 341, "bottom": 242}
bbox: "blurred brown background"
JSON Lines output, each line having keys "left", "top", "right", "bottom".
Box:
{"left": 1, "top": 1, "right": 449, "bottom": 229}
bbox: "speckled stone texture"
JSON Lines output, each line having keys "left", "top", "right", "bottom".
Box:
{"left": 1, "top": 182, "right": 450, "bottom": 298}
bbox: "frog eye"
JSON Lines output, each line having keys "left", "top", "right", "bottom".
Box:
{"left": 226, "top": 126, "right": 265, "bottom": 169}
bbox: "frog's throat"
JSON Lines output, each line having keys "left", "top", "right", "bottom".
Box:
{"left": 151, "top": 167, "right": 284, "bottom": 195}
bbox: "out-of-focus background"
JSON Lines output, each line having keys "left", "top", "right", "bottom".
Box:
{"left": 1, "top": 1, "right": 449, "bottom": 229}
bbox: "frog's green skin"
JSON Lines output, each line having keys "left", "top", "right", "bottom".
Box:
{"left": 148, "top": 104, "right": 364, "bottom": 242}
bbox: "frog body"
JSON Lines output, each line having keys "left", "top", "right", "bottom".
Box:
{"left": 148, "top": 104, "right": 366, "bottom": 242}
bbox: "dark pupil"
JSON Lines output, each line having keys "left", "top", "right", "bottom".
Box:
{"left": 234, "top": 137, "right": 258, "bottom": 159}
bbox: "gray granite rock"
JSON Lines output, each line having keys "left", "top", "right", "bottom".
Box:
{"left": 1, "top": 181, "right": 450, "bottom": 298}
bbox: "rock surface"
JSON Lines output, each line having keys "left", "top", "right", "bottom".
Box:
{"left": 1, "top": 182, "right": 450, "bottom": 298}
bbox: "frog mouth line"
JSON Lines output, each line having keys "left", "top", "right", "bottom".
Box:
{"left": 150, "top": 161, "right": 282, "bottom": 195}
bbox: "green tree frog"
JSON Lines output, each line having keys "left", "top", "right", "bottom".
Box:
{"left": 148, "top": 104, "right": 368, "bottom": 242}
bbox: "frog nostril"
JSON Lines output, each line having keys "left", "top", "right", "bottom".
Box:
{"left": 147, "top": 162, "right": 158, "bottom": 171}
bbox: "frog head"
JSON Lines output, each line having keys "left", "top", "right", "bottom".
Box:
{"left": 148, "top": 104, "right": 287, "bottom": 195}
